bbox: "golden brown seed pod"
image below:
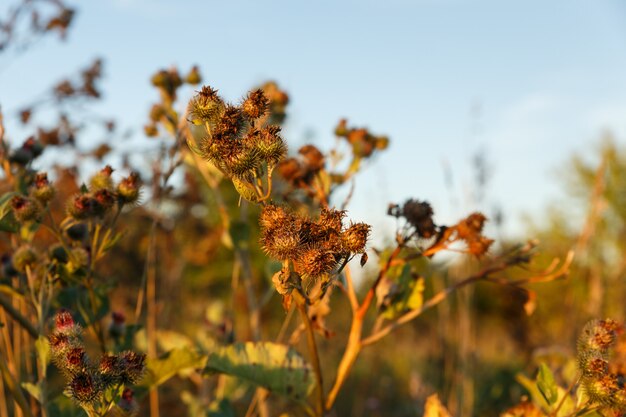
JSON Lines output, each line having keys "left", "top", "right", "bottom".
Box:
{"left": 277, "top": 158, "right": 303, "bottom": 184}
{"left": 300, "top": 247, "right": 337, "bottom": 277}
{"left": 228, "top": 146, "right": 261, "bottom": 178}
{"left": 248, "top": 126, "right": 287, "bottom": 165}
{"left": 259, "top": 205, "right": 290, "bottom": 230}
{"left": 342, "top": 222, "right": 371, "bottom": 253}
{"left": 466, "top": 236, "right": 493, "bottom": 257}
{"left": 89, "top": 165, "right": 114, "bottom": 191}
{"left": 149, "top": 104, "right": 165, "bottom": 122}
{"left": 187, "top": 86, "right": 225, "bottom": 127}
{"left": 242, "top": 89, "right": 269, "bottom": 120}
{"left": 144, "top": 123, "right": 158, "bottom": 137}
{"left": 579, "top": 319, "right": 620, "bottom": 353}
{"left": 261, "top": 226, "right": 302, "bottom": 261}
{"left": 32, "top": 172, "right": 55, "bottom": 204}
{"left": 319, "top": 207, "right": 346, "bottom": 233}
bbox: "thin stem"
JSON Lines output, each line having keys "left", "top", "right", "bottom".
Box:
{"left": 293, "top": 292, "right": 324, "bottom": 416}
{"left": 0, "top": 350, "right": 34, "bottom": 417}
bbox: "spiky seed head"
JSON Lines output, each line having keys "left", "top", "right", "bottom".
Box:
{"left": 300, "top": 247, "right": 337, "bottom": 277}
{"left": 65, "top": 347, "right": 87, "bottom": 373}
{"left": 342, "top": 222, "right": 371, "bottom": 253}
{"left": 118, "top": 351, "right": 146, "bottom": 384}
{"left": 457, "top": 212, "right": 487, "bottom": 239}
{"left": 69, "top": 372, "right": 100, "bottom": 403}
{"left": 55, "top": 310, "right": 76, "bottom": 333}
{"left": 12, "top": 245, "right": 37, "bottom": 273}
{"left": 259, "top": 205, "right": 290, "bottom": 230}
{"left": 32, "top": 172, "right": 55, "bottom": 204}
{"left": 117, "top": 172, "right": 141, "bottom": 204}
{"left": 579, "top": 319, "right": 620, "bottom": 353}
{"left": 319, "top": 208, "right": 346, "bottom": 233}
{"left": 247, "top": 126, "right": 287, "bottom": 165}
{"left": 89, "top": 165, "right": 114, "bottom": 191}
{"left": 67, "top": 248, "right": 89, "bottom": 273}
{"left": 214, "top": 105, "right": 247, "bottom": 140}
{"left": 261, "top": 225, "right": 302, "bottom": 261}
{"left": 49, "top": 332, "right": 71, "bottom": 352}
{"left": 242, "top": 89, "right": 269, "bottom": 120}
{"left": 11, "top": 195, "right": 41, "bottom": 223}
{"left": 68, "top": 194, "right": 96, "bottom": 220}
{"left": 187, "top": 86, "right": 225, "bottom": 127}
{"left": 228, "top": 147, "right": 261, "bottom": 178}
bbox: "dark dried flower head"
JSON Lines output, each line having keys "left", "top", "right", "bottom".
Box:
{"left": 117, "top": 172, "right": 141, "bottom": 204}
{"left": 11, "top": 195, "right": 41, "bottom": 223}
{"left": 93, "top": 189, "right": 115, "bottom": 213}
{"left": 69, "top": 372, "right": 99, "bottom": 403}
{"left": 342, "top": 222, "right": 371, "bottom": 253}
{"left": 99, "top": 354, "right": 120, "bottom": 376}
{"left": 66, "top": 223, "right": 88, "bottom": 241}
{"left": 49, "top": 332, "right": 71, "bottom": 352}
{"left": 68, "top": 194, "right": 98, "bottom": 220}
{"left": 214, "top": 105, "right": 247, "bottom": 140}
{"left": 402, "top": 199, "right": 436, "bottom": 238}
{"left": 66, "top": 347, "right": 87, "bottom": 371}
{"left": 300, "top": 247, "right": 337, "bottom": 277}
{"left": 242, "top": 89, "right": 269, "bottom": 120}
{"left": 118, "top": 351, "right": 146, "bottom": 384}
{"left": 118, "top": 388, "right": 139, "bottom": 415}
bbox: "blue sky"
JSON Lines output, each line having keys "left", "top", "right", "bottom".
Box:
{"left": 2, "top": 0, "right": 626, "bottom": 242}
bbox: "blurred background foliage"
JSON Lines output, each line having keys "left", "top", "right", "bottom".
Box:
{"left": 1, "top": 1, "right": 625, "bottom": 416}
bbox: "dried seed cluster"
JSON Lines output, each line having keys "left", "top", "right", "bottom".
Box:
{"left": 189, "top": 86, "right": 287, "bottom": 179}
{"left": 388, "top": 199, "right": 493, "bottom": 257}
{"left": 334, "top": 118, "right": 389, "bottom": 158}
{"left": 68, "top": 166, "right": 141, "bottom": 220}
{"left": 578, "top": 319, "right": 626, "bottom": 410}
{"left": 260, "top": 205, "right": 370, "bottom": 281}
{"left": 49, "top": 310, "right": 146, "bottom": 405}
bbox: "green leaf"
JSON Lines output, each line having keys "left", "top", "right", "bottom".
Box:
{"left": 35, "top": 336, "right": 51, "bottom": 378}
{"left": 204, "top": 342, "right": 315, "bottom": 403}
{"left": 537, "top": 363, "right": 558, "bottom": 405}
{"left": 140, "top": 347, "right": 206, "bottom": 388}
{"left": 381, "top": 264, "right": 425, "bottom": 320}
{"left": 21, "top": 382, "right": 42, "bottom": 403}
{"left": 0, "top": 210, "right": 19, "bottom": 233}
{"left": 232, "top": 178, "right": 259, "bottom": 203}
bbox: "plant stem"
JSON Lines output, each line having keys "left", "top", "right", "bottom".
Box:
{"left": 0, "top": 351, "right": 34, "bottom": 417}
{"left": 0, "top": 296, "right": 36, "bottom": 339}
{"left": 293, "top": 291, "right": 324, "bottom": 416}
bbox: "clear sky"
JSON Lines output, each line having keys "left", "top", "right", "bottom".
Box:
{"left": 2, "top": 0, "right": 626, "bottom": 242}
